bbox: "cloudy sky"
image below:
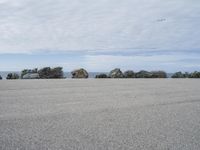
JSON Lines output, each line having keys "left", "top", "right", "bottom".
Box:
{"left": 0, "top": 0, "right": 199, "bottom": 72}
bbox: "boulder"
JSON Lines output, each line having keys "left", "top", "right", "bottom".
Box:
{"left": 109, "top": 68, "right": 124, "bottom": 78}
{"left": 124, "top": 70, "right": 135, "bottom": 78}
{"left": 71, "top": 68, "right": 89, "bottom": 78}
{"left": 95, "top": 73, "right": 108, "bottom": 78}
{"left": 22, "top": 73, "right": 40, "bottom": 79}
{"left": 6, "top": 73, "right": 19, "bottom": 80}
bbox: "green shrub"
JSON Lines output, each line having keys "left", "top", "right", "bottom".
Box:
{"left": 21, "top": 68, "right": 38, "bottom": 78}
{"left": 38, "top": 67, "right": 64, "bottom": 79}
{"left": 151, "top": 71, "right": 167, "bottom": 78}
{"left": 6, "top": 73, "right": 19, "bottom": 80}
{"left": 95, "top": 74, "right": 108, "bottom": 78}
{"left": 124, "top": 70, "right": 135, "bottom": 78}
{"left": 189, "top": 71, "right": 200, "bottom": 78}
{"left": 172, "top": 72, "right": 186, "bottom": 78}
{"left": 135, "top": 70, "right": 153, "bottom": 78}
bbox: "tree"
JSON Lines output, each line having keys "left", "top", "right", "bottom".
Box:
{"left": 6, "top": 73, "right": 19, "bottom": 80}
{"left": 171, "top": 72, "right": 185, "bottom": 78}
{"left": 124, "top": 70, "right": 135, "bottom": 78}
{"left": 151, "top": 71, "right": 167, "bottom": 78}
{"left": 38, "top": 67, "right": 64, "bottom": 79}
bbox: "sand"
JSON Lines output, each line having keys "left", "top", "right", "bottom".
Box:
{"left": 0, "top": 79, "right": 200, "bottom": 150}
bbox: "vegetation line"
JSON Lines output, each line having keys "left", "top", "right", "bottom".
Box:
{"left": 0, "top": 67, "right": 200, "bottom": 80}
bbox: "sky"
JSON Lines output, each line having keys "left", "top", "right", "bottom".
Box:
{"left": 0, "top": 0, "right": 200, "bottom": 72}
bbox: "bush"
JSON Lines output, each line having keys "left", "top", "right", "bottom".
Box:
{"left": 171, "top": 72, "right": 186, "bottom": 78}
{"left": 21, "top": 68, "right": 38, "bottom": 78}
{"left": 189, "top": 71, "right": 200, "bottom": 78}
{"left": 6, "top": 73, "right": 19, "bottom": 80}
{"left": 109, "top": 68, "right": 124, "bottom": 78}
{"left": 135, "top": 70, "right": 153, "bottom": 78}
{"left": 95, "top": 73, "right": 108, "bottom": 78}
{"left": 38, "top": 67, "right": 64, "bottom": 79}
{"left": 50, "top": 67, "right": 64, "bottom": 78}
{"left": 151, "top": 71, "right": 167, "bottom": 78}
{"left": 124, "top": 70, "right": 135, "bottom": 78}
{"left": 38, "top": 67, "right": 51, "bottom": 78}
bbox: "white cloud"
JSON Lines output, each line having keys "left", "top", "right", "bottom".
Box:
{"left": 0, "top": 0, "right": 199, "bottom": 54}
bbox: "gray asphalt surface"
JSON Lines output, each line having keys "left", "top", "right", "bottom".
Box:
{"left": 0, "top": 79, "right": 200, "bottom": 150}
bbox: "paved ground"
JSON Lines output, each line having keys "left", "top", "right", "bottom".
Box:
{"left": 0, "top": 79, "right": 200, "bottom": 150}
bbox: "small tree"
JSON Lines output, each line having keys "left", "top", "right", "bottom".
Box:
{"left": 38, "top": 67, "right": 63, "bottom": 79}
{"left": 124, "top": 70, "right": 135, "bottom": 78}
{"left": 21, "top": 68, "right": 38, "bottom": 78}
{"left": 135, "top": 70, "right": 153, "bottom": 78}
{"left": 96, "top": 74, "right": 108, "bottom": 78}
{"left": 151, "top": 71, "right": 167, "bottom": 78}
{"left": 50, "top": 67, "right": 64, "bottom": 78}
{"left": 171, "top": 72, "right": 185, "bottom": 78}
{"left": 6, "top": 73, "right": 19, "bottom": 80}
{"left": 189, "top": 71, "right": 200, "bottom": 78}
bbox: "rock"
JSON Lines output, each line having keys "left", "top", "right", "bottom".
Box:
{"left": 151, "top": 71, "right": 167, "bottom": 78}
{"left": 109, "top": 68, "right": 124, "bottom": 78}
{"left": 124, "top": 70, "right": 135, "bottom": 78}
{"left": 22, "top": 73, "right": 40, "bottom": 79}
{"left": 6, "top": 73, "right": 19, "bottom": 80}
{"left": 0, "top": 75, "right": 2, "bottom": 80}
{"left": 135, "top": 70, "right": 153, "bottom": 78}
{"left": 71, "top": 68, "right": 89, "bottom": 78}
{"left": 95, "top": 73, "right": 108, "bottom": 78}
{"left": 38, "top": 67, "right": 63, "bottom": 79}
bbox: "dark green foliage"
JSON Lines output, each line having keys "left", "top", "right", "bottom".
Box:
{"left": 6, "top": 73, "right": 19, "bottom": 80}
{"left": 21, "top": 68, "right": 38, "bottom": 78}
{"left": 50, "top": 67, "right": 64, "bottom": 78}
{"left": 151, "top": 71, "right": 167, "bottom": 78}
{"left": 124, "top": 70, "right": 135, "bottom": 78}
{"left": 38, "top": 67, "right": 64, "bottom": 79}
{"left": 189, "top": 71, "right": 200, "bottom": 78}
{"left": 38, "top": 67, "right": 51, "bottom": 79}
{"left": 135, "top": 70, "right": 153, "bottom": 78}
{"left": 172, "top": 71, "right": 200, "bottom": 78}
{"left": 184, "top": 72, "right": 190, "bottom": 78}
{"left": 171, "top": 72, "right": 186, "bottom": 78}
{"left": 95, "top": 74, "right": 108, "bottom": 78}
